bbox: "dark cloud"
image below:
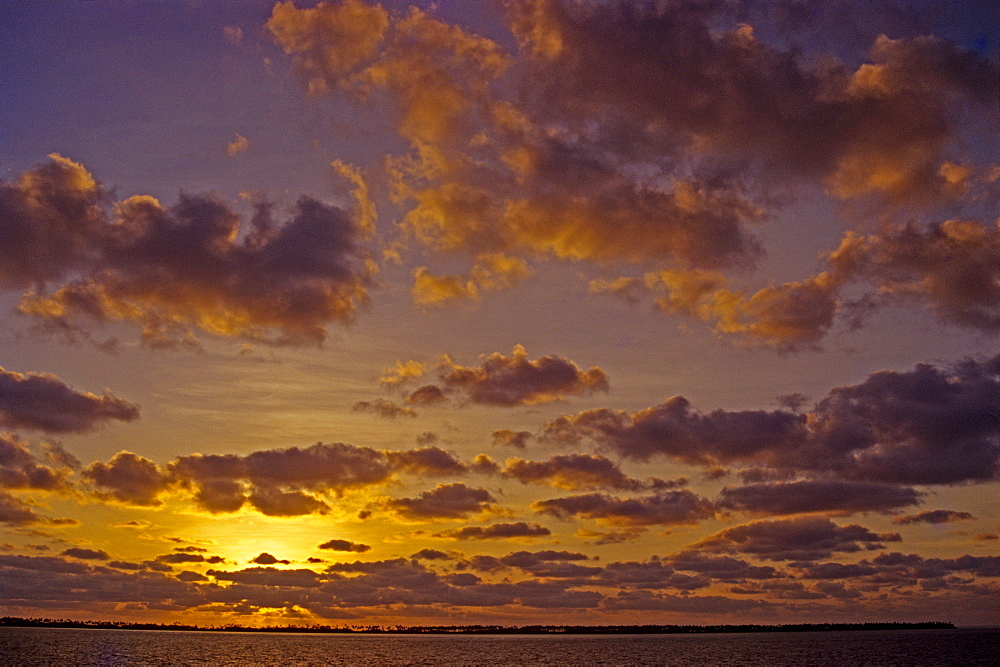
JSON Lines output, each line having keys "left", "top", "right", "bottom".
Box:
{"left": 210, "top": 566, "right": 320, "bottom": 588}
{"left": 351, "top": 399, "right": 417, "bottom": 419}
{"left": 173, "top": 546, "right": 208, "bottom": 553}
{"left": 892, "top": 509, "right": 977, "bottom": 525}
{"left": 0, "top": 154, "right": 104, "bottom": 287}
{"left": 601, "top": 590, "right": 773, "bottom": 614}
{"left": 596, "top": 556, "right": 774, "bottom": 592}
{"left": 154, "top": 553, "right": 199, "bottom": 565}
{"left": 499, "top": 550, "right": 589, "bottom": 566}
{"left": 408, "top": 346, "right": 608, "bottom": 407}
{"left": 717, "top": 480, "right": 924, "bottom": 515}
{"left": 4, "top": 156, "right": 374, "bottom": 348}
{"left": 0, "top": 367, "right": 139, "bottom": 433}
{"left": 411, "top": 548, "right": 452, "bottom": 560}
{"left": 248, "top": 487, "right": 330, "bottom": 517}
{"left": 403, "top": 385, "right": 449, "bottom": 406}
{"left": 575, "top": 528, "right": 644, "bottom": 545}
{"left": 415, "top": 431, "right": 438, "bottom": 445}
{"left": 0, "top": 435, "right": 73, "bottom": 492}
{"left": 82, "top": 451, "right": 171, "bottom": 506}
{"left": 384, "top": 447, "right": 468, "bottom": 476}
{"left": 540, "top": 396, "right": 803, "bottom": 465}
{"left": 596, "top": 559, "right": 678, "bottom": 589}
{"left": 434, "top": 521, "right": 551, "bottom": 540}
{"left": 318, "top": 539, "right": 371, "bottom": 553}
{"left": 691, "top": 516, "right": 900, "bottom": 561}
{"left": 502, "top": 454, "right": 665, "bottom": 491}
{"left": 251, "top": 552, "right": 291, "bottom": 566}
{"left": 491, "top": 429, "right": 533, "bottom": 449}
{"left": 665, "top": 553, "right": 779, "bottom": 582}
{"left": 533, "top": 490, "right": 714, "bottom": 526}
{"left": 777, "top": 393, "right": 809, "bottom": 411}
{"left": 0, "top": 555, "right": 203, "bottom": 613}
{"left": 506, "top": 0, "right": 995, "bottom": 202}
{"left": 476, "top": 550, "right": 601, "bottom": 579}
{"left": 383, "top": 483, "right": 498, "bottom": 521}
{"left": 830, "top": 219, "right": 1000, "bottom": 333}
{"left": 640, "top": 268, "right": 844, "bottom": 351}
{"left": 81, "top": 441, "right": 487, "bottom": 515}
{"left": 541, "top": 354, "right": 1000, "bottom": 485}
{"left": 59, "top": 547, "right": 110, "bottom": 561}
{"left": 0, "top": 494, "right": 49, "bottom": 526}
{"left": 798, "top": 562, "right": 878, "bottom": 580}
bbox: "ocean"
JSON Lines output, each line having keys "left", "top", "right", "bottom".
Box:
{"left": 0, "top": 626, "right": 995, "bottom": 665}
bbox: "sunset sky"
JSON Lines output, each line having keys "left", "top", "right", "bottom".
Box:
{"left": 1, "top": 0, "right": 998, "bottom": 627}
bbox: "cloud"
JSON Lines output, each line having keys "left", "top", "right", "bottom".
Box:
{"left": 267, "top": 0, "right": 390, "bottom": 96}
{"left": 829, "top": 219, "right": 1000, "bottom": 333}
{"left": 226, "top": 133, "right": 250, "bottom": 157}
{"left": 318, "top": 539, "right": 372, "bottom": 553}
{"left": 411, "top": 254, "right": 532, "bottom": 307}
{"left": 82, "top": 451, "right": 171, "bottom": 506}
{"left": 0, "top": 367, "right": 139, "bottom": 433}
{"left": 507, "top": 1, "right": 995, "bottom": 201}
{"left": 892, "top": 509, "right": 977, "bottom": 525}
{"left": 0, "top": 555, "right": 203, "bottom": 612}
{"left": 411, "top": 548, "right": 452, "bottom": 560}
{"left": 351, "top": 399, "right": 417, "bottom": 419}
{"left": 403, "top": 385, "right": 448, "bottom": 406}
{"left": 268, "top": 0, "right": 994, "bottom": 289}
{"left": 384, "top": 447, "right": 468, "bottom": 476}
{"left": 533, "top": 489, "right": 715, "bottom": 527}
{"left": 596, "top": 214, "right": 1000, "bottom": 349}
{"left": 154, "top": 552, "right": 210, "bottom": 565}
{"left": 497, "top": 550, "right": 602, "bottom": 578}
{"left": 434, "top": 522, "right": 551, "bottom": 540}
{"left": 382, "top": 483, "right": 498, "bottom": 521}
{"left": 223, "top": 25, "right": 244, "bottom": 46}
{"left": 415, "top": 345, "right": 608, "bottom": 407}
{"left": 247, "top": 486, "right": 329, "bottom": 517}
{"left": 82, "top": 441, "right": 477, "bottom": 515}
{"left": 501, "top": 454, "right": 668, "bottom": 491}
{"left": 588, "top": 277, "right": 641, "bottom": 304}
{"left": 59, "top": 548, "right": 110, "bottom": 561}
{"left": 251, "top": 552, "right": 291, "bottom": 566}
{"left": 0, "top": 434, "right": 74, "bottom": 491}
{"left": 601, "top": 591, "right": 773, "bottom": 614}
{"left": 644, "top": 269, "right": 844, "bottom": 351}
{"left": 665, "top": 552, "right": 779, "bottom": 582}
{"left": 540, "top": 354, "right": 1000, "bottom": 485}
{"left": 5, "top": 156, "right": 375, "bottom": 348}
{"left": 717, "top": 480, "right": 924, "bottom": 515}
{"left": 575, "top": 528, "right": 644, "bottom": 545}
{"left": 0, "top": 154, "right": 104, "bottom": 288}
{"left": 540, "top": 396, "right": 803, "bottom": 465}
{"left": 491, "top": 429, "right": 533, "bottom": 449}
{"left": 379, "top": 360, "right": 425, "bottom": 388}
{"left": 690, "top": 516, "right": 900, "bottom": 561}
{"left": 0, "top": 493, "right": 52, "bottom": 526}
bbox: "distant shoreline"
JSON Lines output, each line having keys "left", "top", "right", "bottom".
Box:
{"left": 0, "top": 618, "right": 956, "bottom": 635}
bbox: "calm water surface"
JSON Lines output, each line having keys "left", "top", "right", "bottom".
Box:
{"left": 0, "top": 627, "right": 995, "bottom": 665}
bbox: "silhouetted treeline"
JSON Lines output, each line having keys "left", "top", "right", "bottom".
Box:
{"left": 0, "top": 617, "right": 955, "bottom": 634}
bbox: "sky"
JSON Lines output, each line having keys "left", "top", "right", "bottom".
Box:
{"left": 0, "top": 0, "right": 998, "bottom": 628}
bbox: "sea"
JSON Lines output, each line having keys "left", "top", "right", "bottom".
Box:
{"left": 0, "top": 627, "right": 996, "bottom": 665}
